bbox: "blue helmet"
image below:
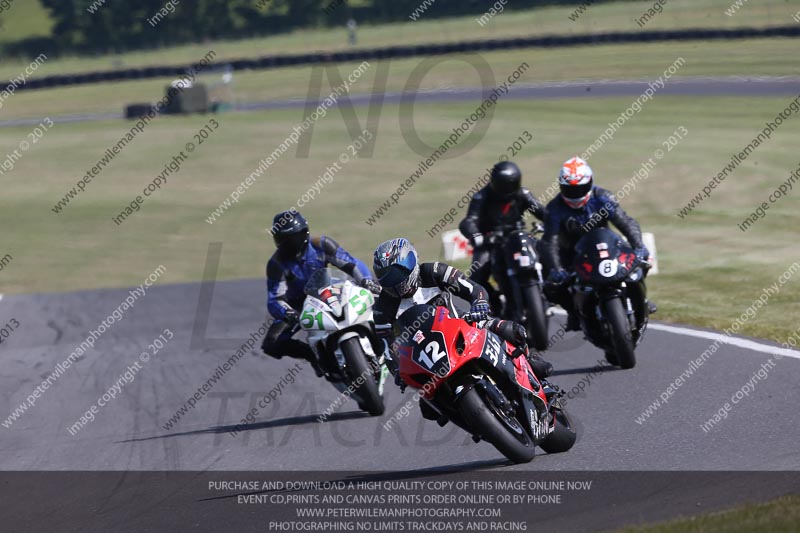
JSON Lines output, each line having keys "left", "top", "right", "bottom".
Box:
{"left": 373, "top": 238, "right": 420, "bottom": 298}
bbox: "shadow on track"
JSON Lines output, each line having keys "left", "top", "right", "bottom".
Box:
{"left": 549, "top": 364, "right": 624, "bottom": 377}
{"left": 116, "top": 410, "right": 370, "bottom": 443}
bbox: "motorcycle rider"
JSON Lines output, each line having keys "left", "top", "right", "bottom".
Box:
{"left": 371, "top": 238, "right": 553, "bottom": 403}
{"left": 262, "top": 210, "right": 380, "bottom": 377}
{"left": 458, "top": 161, "right": 547, "bottom": 315}
{"left": 542, "top": 157, "right": 655, "bottom": 331}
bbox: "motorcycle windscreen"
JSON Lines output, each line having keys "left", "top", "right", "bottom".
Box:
{"left": 304, "top": 267, "right": 353, "bottom": 296}
{"left": 573, "top": 227, "right": 636, "bottom": 284}
{"left": 502, "top": 230, "right": 540, "bottom": 273}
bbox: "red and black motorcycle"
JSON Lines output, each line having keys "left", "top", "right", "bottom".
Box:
{"left": 394, "top": 300, "right": 576, "bottom": 464}
{"left": 571, "top": 227, "right": 651, "bottom": 369}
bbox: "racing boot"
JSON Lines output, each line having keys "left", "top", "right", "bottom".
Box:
{"left": 527, "top": 353, "right": 554, "bottom": 380}
{"left": 288, "top": 340, "right": 326, "bottom": 378}
{"left": 305, "top": 351, "right": 326, "bottom": 378}
{"left": 268, "top": 336, "right": 324, "bottom": 377}
{"left": 380, "top": 341, "right": 407, "bottom": 392}
{"left": 565, "top": 310, "right": 581, "bottom": 332}
{"left": 549, "top": 285, "right": 580, "bottom": 331}
{"left": 486, "top": 318, "right": 554, "bottom": 380}
{"left": 419, "top": 399, "right": 439, "bottom": 421}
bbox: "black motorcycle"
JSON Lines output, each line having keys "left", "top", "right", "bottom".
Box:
{"left": 569, "top": 227, "right": 650, "bottom": 369}
{"left": 486, "top": 224, "right": 549, "bottom": 351}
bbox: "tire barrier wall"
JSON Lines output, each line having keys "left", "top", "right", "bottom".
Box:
{"left": 11, "top": 25, "right": 800, "bottom": 93}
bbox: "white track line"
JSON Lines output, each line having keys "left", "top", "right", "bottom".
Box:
{"left": 550, "top": 309, "right": 800, "bottom": 360}
{"left": 648, "top": 323, "right": 800, "bottom": 361}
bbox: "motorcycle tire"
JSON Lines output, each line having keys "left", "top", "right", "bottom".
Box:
{"left": 603, "top": 297, "right": 636, "bottom": 369}
{"left": 523, "top": 284, "right": 549, "bottom": 351}
{"left": 539, "top": 406, "right": 577, "bottom": 454}
{"left": 341, "top": 337, "right": 385, "bottom": 416}
{"left": 457, "top": 386, "right": 535, "bottom": 464}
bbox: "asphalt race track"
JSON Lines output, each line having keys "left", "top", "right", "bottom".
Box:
{"left": 1, "top": 279, "right": 798, "bottom": 531}
{"left": 1, "top": 76, "right": 797, "bottom": 129}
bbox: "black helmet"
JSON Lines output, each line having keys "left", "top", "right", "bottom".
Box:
{"left": 271, "top": 210, "right": 309, "bottom": 259}
{"left": 373, "top": 238, "right": 420, "bottom": 299}
{"left": 490, "top": 161, "right": 522, "bottom": 200}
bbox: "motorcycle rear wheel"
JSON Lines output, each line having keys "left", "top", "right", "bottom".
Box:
{"left": 341, "top": 337, "right": 385, "bottom": 416}
{"left": 458, "top": 386, "right": 535, "bottom": 464}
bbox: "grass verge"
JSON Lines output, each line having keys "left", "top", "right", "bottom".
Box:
{"left": 0, "top": 37, "right": 798, "bottom": 123}
{"left": 621, "top": 494, "right": 800, "bottom": 532}
{"left": 0, "top": 95, "right": 798, "bottom": 343}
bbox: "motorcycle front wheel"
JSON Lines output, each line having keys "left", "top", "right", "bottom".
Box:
{"left": 603, "top": 296, "right": 636, "bottom": 369}
{"left": 523, "top": 284, "right": 549, "bottom": 351}
{"left": 458, "top": 385, "right": 535, "bottom": 464}
{"left": 341, "top": 337, "right": 385, "bottom": 416}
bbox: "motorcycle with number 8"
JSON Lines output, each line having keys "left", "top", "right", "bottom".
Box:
{"left": 570, "top": 227, "right": 651, "bottom": 369}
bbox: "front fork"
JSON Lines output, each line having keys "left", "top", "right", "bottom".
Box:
{"left": 572, "top": 285, "right": 626, "bottom": 339}
{"left": 506, "top": 269, "right": 525, "bottom": 322}
{"left": 622, "top": 280, "right": 649, "bottom": 345}
{"left": 576, "top": 283, "right": 646, "bottom": 347}
{"left": 335, "top": 331, "right": 390, "bottom": 393}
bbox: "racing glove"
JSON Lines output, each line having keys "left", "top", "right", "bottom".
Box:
{"left": 469, "top": 299, "right": 491, "bottom": 321}
{"left": 507, "top": 321, "right": 528, "bottom": 349}
{"left": 283, "top": 308, "right": 300, "bottom": 326}
{"left": 634, "top": 246, "right": 650, "bottom": 264}
{"left": 471, "top": 233, "right": 484, "bottom": 248}
{"left": 487, "top": 319, "right": 528, "bottom": 352}
{"left": 360, "top": 278, "right": 382, "bottom": 295}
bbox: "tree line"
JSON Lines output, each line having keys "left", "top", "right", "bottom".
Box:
{"left": 4, "top": 0, "right": 624, "bottom": 57}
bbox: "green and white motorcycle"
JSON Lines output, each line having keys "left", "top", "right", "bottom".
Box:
{"left": 300, "top": 268, "right": 388, "bottom": 416}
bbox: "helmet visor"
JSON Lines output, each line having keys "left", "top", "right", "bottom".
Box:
{"left": 491, "top": 177, "right": 520, "bottom": 198}
{"left": 375, "top": 251, "right": 417, "bottom": 288}
{"left": 274, "top": 230, "right": 308, "bottom": 257}
{"left": 561, "top": 181, "right": 592, "bottom": 200}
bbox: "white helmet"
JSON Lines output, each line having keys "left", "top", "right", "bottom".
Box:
{"left": 558, "top": 157, "right": 594, "bottom": 209}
